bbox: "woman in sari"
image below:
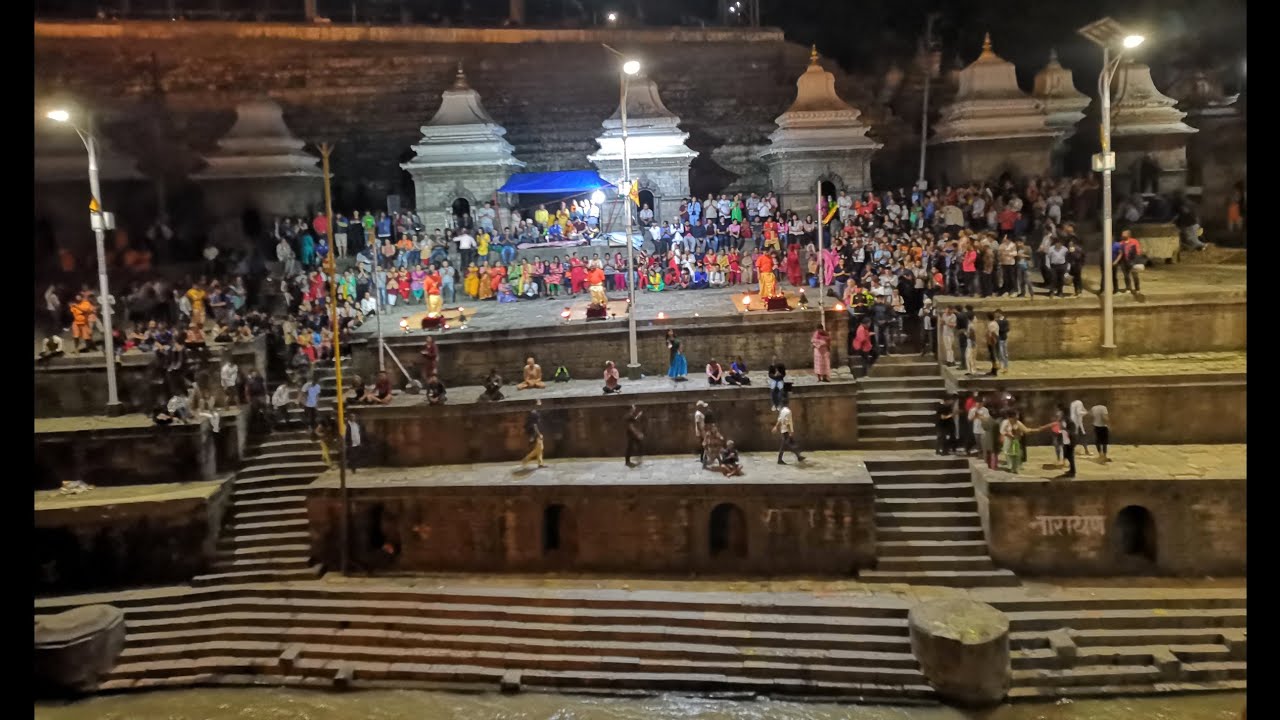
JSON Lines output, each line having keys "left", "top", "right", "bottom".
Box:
{"left": 612, "top": 253, "right": 628, "bottom": 291}
{"left": 477, "top": 262, "right": 495, "bottom": 300}
{"left": 532, "top": 258, "right": 547, "bottom": 297}
{"left": 811, "top": 326, "right": 832, "bottom": 382}
{"left": 665, "top": 328, "right": 687, "bottom": 381}
{"left": 784, "top": 245, "right": 802, "bottom": 287}
{"left": 489, "top": 263, "right": 506, "bottom": 299}
{"left": 647, "top": 266, "right": 665, "bottom": 292}
{"left": 515, "top": 258, "right": 531, "bottom": 296}
{"left": 822, "top": 244, "right": 838, "bottom": 287}
{"left": 463, "top": 263, "right": 480, "bottom": 298}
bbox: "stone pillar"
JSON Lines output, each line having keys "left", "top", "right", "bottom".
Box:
{"left": 908, "top": 599, "right": 1010, "bottom": 707}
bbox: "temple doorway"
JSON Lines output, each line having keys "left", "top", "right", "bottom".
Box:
{"left": 709, "top": 503, "right": 748, "bottom": 558}
{"left": 819, "top": 180, "right": 837, "bottom": 203}
{"left": 638, "top": 189, "right": 655, "bottom": 219}
{"left": 451, "top": 197, "right": 473, "bottom": 230}
{"left": 543, "top": 503, "right": 576, "bottom": 555}
{"left": 1113, "top": 505, "right": 1157, "bottom": 564}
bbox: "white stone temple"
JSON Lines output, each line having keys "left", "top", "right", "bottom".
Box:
{"left": 587, "top": 72, "right": 698, "bottom": 225}
{"left": 192, "top": 97, "right": 322, "bottom": 219}
{"left": 1167, "top": 69, "right": 1243, "bottom": 219}
{"left": 928, "top": 34, "right": 1059, "bottom": 184}
{"left": 1107, "top": 62, "right": 1198, "bottom": 195}
{"left": 1033, "top": 49, "right": 1090, "bottom": 174}
{"left": 402, "top": 62, "right": 526, "bottom": 230}
{"left": 760, "top": 46, "right": 881, "bottom": 208}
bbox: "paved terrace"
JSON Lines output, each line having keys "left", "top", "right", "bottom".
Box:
{"left": 994, "top": 444, "right": 1246, "bottom": 482}
{"left": 945, "top": 351, "right": 1245, "bottom": 381}
{"left": 34, "top": 479, "right": 226, "bottom": 510}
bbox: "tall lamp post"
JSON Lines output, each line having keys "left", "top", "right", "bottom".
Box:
{"left": 604, "top": 45, "right": 643, "bottom": 380}
{"left": 1079, "top": 17, "right": 1145, "bottom": 351}
{"left": 47, "top": 108, "right": 124, "bottom": 417}
{"left": 916, "top": 12, "right": 941, "bottom": 189}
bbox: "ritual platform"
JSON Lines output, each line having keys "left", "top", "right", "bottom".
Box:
{"left": 35, "top": 477, "right": 235, "bottom": 594}
{"left": 306, "top": 453, "right": 876, "bottom": 576}
{"left": 971, "top": 445, "right": 1246, "bottom": 579}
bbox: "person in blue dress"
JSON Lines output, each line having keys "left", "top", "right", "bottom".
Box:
{"left": 666, "top": 328, "right": 688, "bottom": 381}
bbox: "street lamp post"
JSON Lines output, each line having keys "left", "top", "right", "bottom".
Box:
{"left": 917, "top": 12, "right": 941, "bottom": 188}
{"left": 47, "top": 108, "right": 124, "bottom": 417}
{"left": 605, "top": 46, "right": 644, "bottom": 380}
{"left": 1079, "top": 18, "right": 1146, "bottom": 351}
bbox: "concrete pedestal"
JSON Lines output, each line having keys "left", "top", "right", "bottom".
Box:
{"left": 34, "top": 604, "right": 126, "bottom": 695}
{"left": 909, "top": 598, "right": 1010, "bottom": 707}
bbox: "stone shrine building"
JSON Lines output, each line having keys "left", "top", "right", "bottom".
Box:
{"left": 928, "top": 34, "right": 1059, "bottom": 186}
{"left": 191, "top": 97, "right": 323, "bottom": 223}
{"left": 587, "top": 73, "right": 698, "bottom": 224}
{"left": 1032, "top": 50, "right": 1090, "bottom": 176}
{"left": 760, "top": 47, "right": 881, "bottom": 208}
{"left": 1106, "top": 62, "right": 1198, "bottom": 196}
{"left": 401, "top": 63, "right": 526, "bottom": 231}
{"left": 1167, "top": 69, "right": 1244, "bottom": 224}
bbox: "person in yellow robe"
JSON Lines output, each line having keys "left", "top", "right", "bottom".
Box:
{"left": 478, "top": 262, "right": 495, "bottom": 300}
{"left": 463, "top": 264, "right": 480, "bottom": 298}
{"left": 756, "top": 251, "right": 777, "bottom": 298}
{"left": 186, "top": 283, "right": 208, "bottom": 327}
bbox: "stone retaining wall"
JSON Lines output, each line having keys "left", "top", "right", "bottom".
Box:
{"left": 996, "top": 298, "right": 1245, "bottom": 360}
{"left": 974, "top": 470, "right": 1246, "bottom": 577}
{"left": 34, "top": 477, "right": 234, "bottom": 594}
{"left": 361, "top": 312, "right": 847, "bottom": 389}
{"left": 34, "top": 336, "right": 266, "bottom": 418}
{"left": 353, "top": 382, "right": 857, "bottom": 466}
{"left": 307, "top": 480, "right": 876, "bottom": 575}
{"left": 953, "top": 374, "right": 1246, "bottom": 446}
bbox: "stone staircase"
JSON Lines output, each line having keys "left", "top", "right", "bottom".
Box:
{"left": 38, "top": 584, "right": 937, "bottom": 702}
{"left": 994, "top": 592, "right": 1247, "bottom": 698}
{"left": 191, "top": 431, "right": 326, "bottom": 587}
{"left": 861, "top": 455, "right": 1018, "bottom": 588}
{"left": 855, "top": 358, "right": 942, "bottom": 452}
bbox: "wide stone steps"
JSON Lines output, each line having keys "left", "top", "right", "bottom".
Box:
{"left": 1006, "top": 608, "right": 1248, "bottom": 633}
{"left": 242, "top": 449, "right": 326, "bottom": 465}
{"left": 1013, "top": 664, "right": 1161, "bottom": 687}
{"left": 865, "top": 457, "right": 969, "bottom": 473}
{"left": 858, "top": 398, "right": 937, "bottom": 413}
{"left": 230, "top": 473, "right": 322, "bottom": 491}
{"left": 860, "top": 423, "right": 937, "bottom": 440}
{"left": 859, "top": 410, "right": 938, "bottom": 427}
{"left": 237, "top": 460, "right": 329, "bottom": 479}
{"left": 878, "top": 526, "right": 986, "bottom": 542}
{"left": 190, "top": 565, "right": 324, "bottom": 587}
{"left": 1007, "top": 678, "right": 1247, "bottom": 700}
{"left": 247, "top": 438, "right": 318, "bottom": 453}
{"left": 869, "top": 469, "right": 971, "bottom": 484}
{"left": 875, "top": 511, "right": 983, "bottom": 528}
{"left": 207, "top": 555, "right": 315, "bottom": 572}
{"left": 862, "top": 362, "right": 940, "bottom": 378}
{"left": 215, "top": 543, "right": 312, "bottom": 561}
{"left": 855, "top": 387, "right": 943, "bottom": 401}
{"left": 857, "top": 436, "right": 935, "bottom": 451}
{"left": 875, "top": 497, "right": 977, "bottom": 513}
{"left": 874, "top": 483, "right": 975, "bottom": 498}
{"left": 858, "top": 569, "right": 1019, "bottom": 587}
{"left": 877, "top": 540, "right": 989, "bottom": 557}
{"left": 875, "top": 555, "right": 994, "bottom": 572}
{"left": 217, "top": 531, "right": 311, "bottom": 551}
{"left": 229, "top": 507, "right": 308, "bottom": 524}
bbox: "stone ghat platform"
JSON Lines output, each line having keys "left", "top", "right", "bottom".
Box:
{"left": 948, "top": 360, "right": 1246, "bottom": 446}
{"left": 352, "top": 287, "right": 847, "bottom": 388}
{"left": 33, "top": 578, "right": 1245, "bottom": 701}
{"left": 972, "top": 445, "right": 1247, "bottom": 579}
{"left": 35, "top": 477, "right": 234, "bottom": 595}
{"left": 307, "top": 453, "right": 877, "bottom": 576}
{"left": 34, "top": 409, "right": 248, "bottom": 490}
{"left": 34, "top": 335, "right": 267, "bottom": 418}
{"left": 347, "top": 370, "right": 870, "bottom": 467}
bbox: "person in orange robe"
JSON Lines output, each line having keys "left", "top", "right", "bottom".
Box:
{"left": 755, "top": 251, "right": 777, "bottom": 298}
{"left": 785, "top": 245, "right": 802, "bottom": 286}
{"left": 423, "top": 270, "right": 443, "bottom": 315}
{"left": 587, "top": 264, "right": 607, "bottom": 305}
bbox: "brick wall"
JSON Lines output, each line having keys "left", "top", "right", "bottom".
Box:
{"left": 363, "top": 312, "right": 848, "bottom": 388}
{"left": 34, "top": 407, "right": 247, "bottom": 490}
{"left": 354, "top": 383, "right": 857, "bottom": 466}
{"left": 974, "top": 470, "right": 1246, "bottom": 577}
{"left": 307, "top": 481, "right": 876, "bottom": 575}
{"left": 995, "top": 298, "right": 1245, "bottom": 360}
{"left": 954, "top": 375, "right": 1246, "bottom": 446}
{"left": 34, "top": 336, "right": 266, "bottom": 417}
{"left": 34, "top": 478, "right": 233, "bottom": 594}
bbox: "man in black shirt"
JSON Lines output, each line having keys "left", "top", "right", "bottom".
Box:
{"left": 936, "top": 395, "right": 956, "bottom": 455}
{"left": 521, "top": 400, "right": 546, "bottom": 469}
{"left": 955, "top": 305, "right": 971, "bottom": 366}
{"left": 767, "top": 359, "right": 788, "bottom": 410}
{"left": 870, "top": 297, "right": 893, "bottom": 355}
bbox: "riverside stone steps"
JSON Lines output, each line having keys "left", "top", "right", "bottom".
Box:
{"left": 192, "top": 429, "right": 327, "bottom": 587}
{"left": 864, "top": 455, "right": 1017, "bottom": 588}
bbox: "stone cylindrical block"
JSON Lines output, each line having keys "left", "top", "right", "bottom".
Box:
{"left": 909, "top": 598, "right": 1010, "bottom": 707}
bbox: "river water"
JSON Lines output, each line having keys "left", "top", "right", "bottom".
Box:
{"left": 35, "top": 688, "right": 1245, "bottom": 720}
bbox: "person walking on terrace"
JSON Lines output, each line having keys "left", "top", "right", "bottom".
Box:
{"left": 773, "top": 403, "right": 805, "bottom": 465}
{"left": 521, "top": 399, "right": 547, "bottom": 469}
{"left": 1090, "top": 402, "right": 1111, "bottom": 462}
{"left": 625, "top": 405, "right": 645, "bottom": 467}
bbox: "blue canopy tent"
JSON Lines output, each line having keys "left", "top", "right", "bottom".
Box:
{"left": 498, "top": 170, "right": 614, "bottom": 195}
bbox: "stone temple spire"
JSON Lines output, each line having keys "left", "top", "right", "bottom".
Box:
{"left": 1033, "top": 48, "right": 1089, "bottom": 133}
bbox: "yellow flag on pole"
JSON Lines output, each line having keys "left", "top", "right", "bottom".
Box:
{"left": 823, "top": 203, "right": 838, "bottom": 225}
{"left": 89, "top": 197, "right": 100, "bottom": 213}
{"left": 628, "top": 180, "right": 640, "bottom": 207}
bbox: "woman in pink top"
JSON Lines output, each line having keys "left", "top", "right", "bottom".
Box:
{"left": 961, "top": 244, "right": 978, "bottom": 297}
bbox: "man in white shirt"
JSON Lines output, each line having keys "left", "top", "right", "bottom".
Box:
{"left": 837, "top": 190, "right": 853, "bottom": 221}
{"left": 219, "top": 358, "right": 241, "bottom": 408}
{"left": 693, "top": 401, "right": 707, "bottom": 466}
{"left": 1090, "top": 404, "right": 1110, "bottom": 462}
{"left": 772, "top": 405, "right": 805, "bottom": 465}
{"left": 455, "top": 230, "right": 477, "bottom": 270}
{"left": 477, "top": 201, "right": 497, "bottom": 233}
{"left": 638, "top": 204, "right": 654, "bottom": 226}
{"left": 968, "top": 397, "right": 989, "bottom": 457}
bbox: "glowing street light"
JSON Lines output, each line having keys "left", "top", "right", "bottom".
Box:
{"left": 46, "top": 106, "right": 123, "bottom": 416}
{"left": 607, "top": 12, "right": 617, "bottom": 23}
{"left": 622, "top": 60, "right": 641, "bottom": 76}
{"left": 1078, "top": 16, "right": 1151, "bottom": 351}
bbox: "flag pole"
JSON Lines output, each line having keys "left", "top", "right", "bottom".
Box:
{"left": 817, "top": 180, "right": 826, "bottom": 331}
{"left": 320, "top": 143, "right": 350, "bottom": 576}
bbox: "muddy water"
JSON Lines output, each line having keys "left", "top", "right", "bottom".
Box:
{"left": 35, "top": 688, "right": 1245, "bottom": 720}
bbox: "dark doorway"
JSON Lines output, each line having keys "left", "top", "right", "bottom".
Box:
{"left": 819, "top": 180, "right": 837, "bottom": 202}
{"left": 543, "top": 504, "right": 566, "bottom": 552}
{"left": 451, "top": 197, "right": 472, "bottom": 230}
{"left": 638, "top": 189, "right": 656, "bottom": 217}
{"left": 709, "top": 503, "right": 748, "bottom": 558}
{"left": 1113, "top": 505, "right": 1157, "bottom": 564}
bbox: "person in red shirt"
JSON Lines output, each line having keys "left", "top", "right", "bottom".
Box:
{"left": 423, "top": 270, "right": 443, "bottom": 314}
{"left": 997, "top": 206, "right": 1018, "bottom": 234}
{"left": 312, "top": 212, "right": 329, "bottom": 240}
